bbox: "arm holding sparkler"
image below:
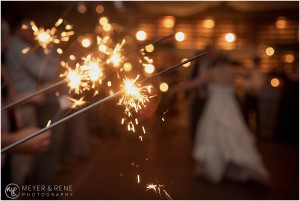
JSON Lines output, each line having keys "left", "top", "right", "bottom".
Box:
{"left": 6, "top": 19, "right": 58, "bottom": 82}
{"left": 1, "top": 128, "right": 50, "bottom": 154}
{"left": 169, "top": 71, "right": 209, "bottom": 97}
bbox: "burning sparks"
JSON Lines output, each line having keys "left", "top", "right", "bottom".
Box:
{"left": 60, "top": 55, "right": 105, "bottom": 94}
{"left": 118, "top": 75, "right": 152, "bottom": 117}
{"left": 30, "top": 21, "right": 74, "bottom": 54}
{"left": 137, "top": 175, "right": 140, "bottom": 183}
{"left": 146, "top": 181, "right": 172, "bottom": 200}
{"left": 108, "top": 39, "right": 126, "bottom": 68}
{"left": 66, "top": 96, "right": 87, "bottom": 109}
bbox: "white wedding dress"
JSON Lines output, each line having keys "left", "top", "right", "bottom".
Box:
{"left": 192, "top": 83, "right": 269, "bottom": 184}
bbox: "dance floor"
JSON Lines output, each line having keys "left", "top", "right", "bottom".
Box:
{"left": 57, "top": 108, "right": 299, "bottom": 200}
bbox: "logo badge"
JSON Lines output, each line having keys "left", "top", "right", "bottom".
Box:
{"left": 5, "top": 183, "right": 20, "bottom": 199}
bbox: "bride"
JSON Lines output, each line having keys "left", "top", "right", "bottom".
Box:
{"left": 171, "top": 55, "right": 269, "bottom": 185}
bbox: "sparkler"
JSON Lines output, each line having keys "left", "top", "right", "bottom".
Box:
{"left": 117, "top": 75, "right": 152, "bottom": 133}
{"left": 1, "top": 80, "right": 66, "bottom": 111}
{"left": 1, "top": 52, "right": 206, "bottom": 153}
{"left": 118, "top": 75, "right": 152, "bottom": 117}
{"left": 8, "top": 2, "right": 75, "bottom": 76}
{"left": 60, "top": 55, "right": 105, "bottom": 94}
{"left": 30, "top": 20, "right": 74, "bottom": 54}
{"left": 1, "top": 34, "right": 175, "bottom": 111}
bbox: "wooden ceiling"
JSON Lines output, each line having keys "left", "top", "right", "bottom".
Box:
{"left": 134, "top": 1, "right": 298, "bottom": 17}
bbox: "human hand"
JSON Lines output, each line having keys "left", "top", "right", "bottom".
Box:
{"left": 11, "top": 127, "right": 51, "bottom": 154}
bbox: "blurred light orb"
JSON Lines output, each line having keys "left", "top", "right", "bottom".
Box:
{"left": 96, "top": 5, "right": 104, "bottom": 13}
{"left": 203, "top": 18, "right": 215, "bottom": 28}
{"left": 144, "top": 64, "right": 155, "bottom": 74}
{"left": 123, "top": 63, "right": 132, "bottom": 72}
{"left": 136, "top": 31, "right": 147, "bottom": 41}
{"left": 99, "top": 17, "right": 108, "bottom": 25}
{"left": 175, "top": 32, "right": 185, "bottom": 42}
{"left": 99, "top": 44, "right": 107, "bottom": 52}
{"left": 225, "top": 33, "right": 236, "bottom": 43}
{"left": 145, "top": 44, "right": 154, "bottom": 53}
{"left": 78, "top": 4, "right": 86, "bottom": 13}
{"left": 163, "top": 16, "right": 175, "bottom": 28}
{"left": 160, "top": 83, "right": 169, "bottom": 92}
{"left": 266, "top": 47, "right": 275, "bottom": 56}
{"left": 103, "top": 24, "right": 112, "bottom": 32}
{"left": 81, "top": 38, "right": 91, "bottom": 48}
{"left": 276, "top": 17, "right": 287, "bottom": 29}
{"left": 270, "top": 78, "right": 280, "bottom": 87}
{"left": 69, "top": 55, "right": 76, "bottom": 60}
{"left": 284, "top": 54, "right": 295, "bottom": 63}
{"left": 56, "top": 48, "right": 63, "bottom": 54}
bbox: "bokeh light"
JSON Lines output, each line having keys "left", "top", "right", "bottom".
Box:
{"left": 225, "top": 33, "right": 236, "bottom": 43}
{"left": 271, "top": 78, "right": 280, "bottom": 87}
{"left": 96, "top": 5, "right": 104, "bottom": 13}
{"left": 81, "top": 38, "right": 91, "bottom": 48}
{"left": 160, "top": 82, "right": 169, "bottom": 92}
{"left": 266, "top": 47, "right": 275, "bottom": 56}
{"left": 145, "top": 44, "right": 154, "bottom": 53}
{"left": 175, "top": 32, "right": 185, "bottom": 42}
{"left": 136, "top": 31, "right": 147, "bottom": 41}
{"left": 144, "top": 64, "right": 155, "bottom": 74}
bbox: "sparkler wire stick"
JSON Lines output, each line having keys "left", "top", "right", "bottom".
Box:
{"left": 1, "top": 80, "right": 66, "bottom": 111}
{"left": 1, "top": 34, "right": 176, "bottom": 111}
{"left": 1, "top": 52, "right": 206, "bottom": 153}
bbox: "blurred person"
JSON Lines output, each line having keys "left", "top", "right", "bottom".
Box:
{"left": 170, "top": 55, "right": 269, "bottom": 185}
{"left": 1, "top": 20, "right": 50, "bottom": 197}
{"left": 241, "top": 57, "right": 265, "bottom": 137}
{"left": 188, "top": 45, "right": 217, "bottom": 139}
{"left": 58, "top": 41, "right": 91, "bottom": 164}
{"left": 5, "top": 16, "right": 64, "bottom": 186}
{"left": 274, "top": 64, "right": 299, "bottom": 145}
